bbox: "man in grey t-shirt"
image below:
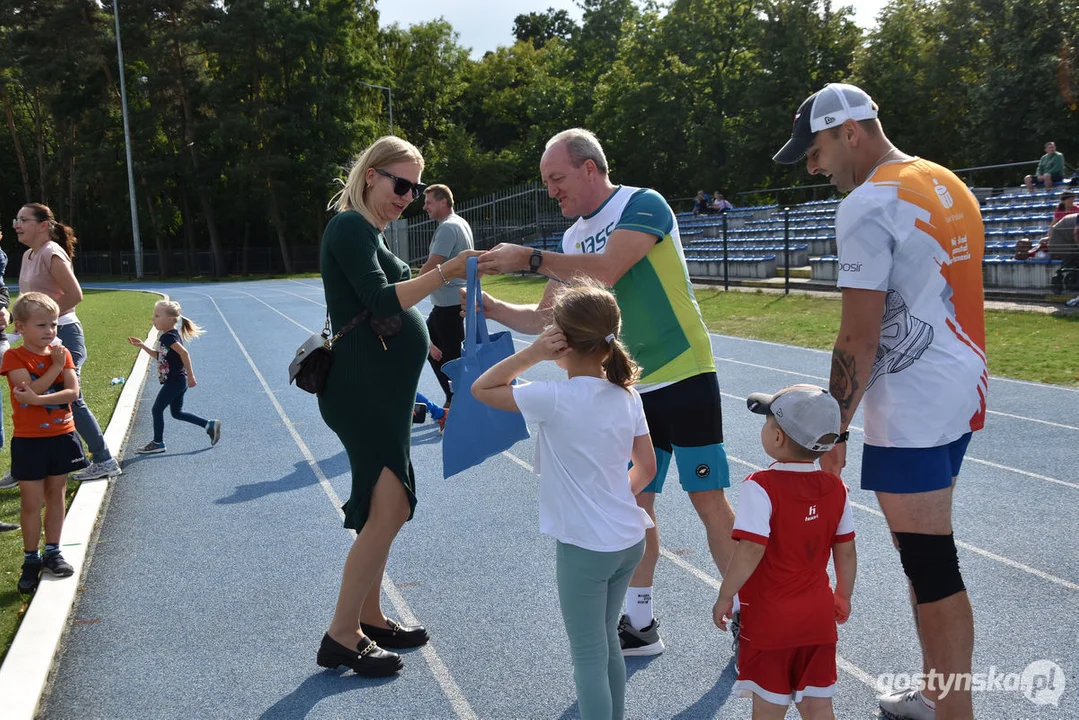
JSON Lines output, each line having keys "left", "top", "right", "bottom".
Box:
{"left": 419, "top": 184, "right": 474, "bottom": 415}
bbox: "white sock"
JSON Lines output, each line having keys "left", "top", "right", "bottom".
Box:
{"left": 918, "top": 692, "right": 936, "bottom": 710}
{"left": 625, "top": 586, "right": 653, "bottom": 630}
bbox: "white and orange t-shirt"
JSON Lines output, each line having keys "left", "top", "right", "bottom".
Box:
{"left": 732, "top": 462, "right": 855, "bottom": 650}
{"left": 836, "top": 157, "right": 988, "bottom": 448}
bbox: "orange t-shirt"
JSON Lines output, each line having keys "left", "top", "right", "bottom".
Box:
{"left": 0, "top": 345, "right": 77, "bottom": 438}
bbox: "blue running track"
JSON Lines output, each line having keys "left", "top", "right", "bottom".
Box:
{"left": 36, "top": 280, "right": 1078, "bottom": 719}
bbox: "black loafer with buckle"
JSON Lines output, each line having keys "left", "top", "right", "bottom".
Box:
{"left": 359, "top": 618, "right": 430, "bottom": 649}
{"left": 316, "top": 633, "right": 403, "bottom": 677}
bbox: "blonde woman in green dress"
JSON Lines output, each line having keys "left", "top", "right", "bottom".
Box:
{"left": 315, "top": 136, "right": 480, "bottom": 677}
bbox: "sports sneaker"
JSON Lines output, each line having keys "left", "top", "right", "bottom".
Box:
{"left": 72, "top": 457, "right": 123, "bottom": 480}
{"left": 618, "top": 614, "right": 665, "bottom": 656}
{"left": 879, "top": 689, "right": 936, "bottom": 720}
{"left": 0, "top": 522, "right": 19, "bottom": 532}
{"left": 135, "top": 441, "right": 166, "bottom": 454}
{"left": 18, "top": 559, "right": 41, "bottom": 594}
{"left": 0, "top": 473, "right": 18, "bottom": 490}
{"left": 207, "top": 419, "right": 222, "bottom": 447}
{"left": 42, "top": 551, "right": 74, "bottom": 577}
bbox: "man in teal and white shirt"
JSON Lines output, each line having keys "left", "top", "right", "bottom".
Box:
{"left": 478, "top": 128, "right": 734, "bottom": 657}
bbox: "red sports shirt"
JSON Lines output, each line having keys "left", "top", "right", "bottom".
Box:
{"left": 732, "top": 462, "right": 855, "bottom": 650}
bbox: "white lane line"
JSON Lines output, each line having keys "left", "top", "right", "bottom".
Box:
{"left": 963, "top": 457, "right": 1079, "bottom": 490}
{"left": 500, "top": 450, "right": 877, "bottom": 689}
{"left": 275, "top": 287, "right": 327, "bottom": 307}
{"left": 710, "top": 333, "right": 1079, "bottom": 392}
{"left": 204, "top": 293, "right": 478, "bottom": 720}
{"left": 714, "top": 356, "right": 829, "bottom": 382}
{"left": 727, "top": 454, "right": 1078, "bottom": 591}
{"left": 987, "top": 375, "right": 1079, "bottom": 393}
{"left": 232, "top": 290, "right": 317, "bottom": 333}
{"left": 982, "top": 410, "right": 1078, "bottom": 431}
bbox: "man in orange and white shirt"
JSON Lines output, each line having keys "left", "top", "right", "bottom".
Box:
{"left": 775, "top": 83, "right": 987, "bottom": 720}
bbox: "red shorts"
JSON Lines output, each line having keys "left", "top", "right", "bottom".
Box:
{"left": 733, "top": 637, "right": 838, "bottom": 706}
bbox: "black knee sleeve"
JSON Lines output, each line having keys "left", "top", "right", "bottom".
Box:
{"left": 894, "top": 532, "right": 966, "bottom": 604}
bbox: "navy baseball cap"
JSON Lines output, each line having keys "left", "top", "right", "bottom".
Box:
{"left": 773, "top": 83, "right": 879, "bottom": 164}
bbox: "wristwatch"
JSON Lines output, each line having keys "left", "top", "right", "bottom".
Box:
{"left": 836, "top": 431, "right": 850, "bottom": 444}
{"left": 529, "top": 249, "right": 543, "bottom": 274}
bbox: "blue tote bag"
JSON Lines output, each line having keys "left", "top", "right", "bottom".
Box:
{"left": 441, "top": 257, "right": 530, "bottom": 478}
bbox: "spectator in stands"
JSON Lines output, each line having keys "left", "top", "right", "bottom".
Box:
{"left": 1025, "top": 141, "right": 1065, "bottom": 192}
{"left": 712, "top": 192, "right": 733, "bottom": 212}
{"left": 1052, "top": 191, "right": 1077, "bottom": 223}
{"left": 1013, "top": 237, "right": 1050, "bottom": 261}
{"left": 693, "top": 190, "right": 712, "bottom": 215}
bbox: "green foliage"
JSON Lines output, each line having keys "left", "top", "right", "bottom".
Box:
{"left": 513, "top": 8, "right": 577, "bottom": 47}
{"left": 3, "top": 0, "right": 1079, "bottom": 266}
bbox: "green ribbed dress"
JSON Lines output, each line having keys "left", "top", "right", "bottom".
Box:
{"left": 318, "top": 211, "right": 429, "bottom": 530}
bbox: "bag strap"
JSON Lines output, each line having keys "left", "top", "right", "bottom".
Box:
{"left": 463, "top": 256, "right": 489, "bottom": 355}
{"left": 326, "top": 310, "right": 368, "bottom": 346}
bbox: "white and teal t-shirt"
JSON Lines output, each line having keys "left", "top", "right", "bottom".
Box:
{"left": 561, "top": 186, "right": 715, "bottom": 390}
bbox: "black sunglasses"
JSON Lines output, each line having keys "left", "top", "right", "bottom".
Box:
{"left": 375, "top": 169, "right": 426, "bottom": 200}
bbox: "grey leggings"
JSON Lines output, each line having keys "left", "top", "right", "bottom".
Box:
{"left": 556, "top": 539, "right": 645, "bottom": 720}
{"left": 57, "top": 322, "right": 113, "bottom": 463}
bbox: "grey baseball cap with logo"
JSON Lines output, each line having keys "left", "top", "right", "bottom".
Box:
{"left": 746, "top": 384, "right": 842, "bottom": 453}
{"left": 773, "top": 83, "right": 879, "bottom": 164}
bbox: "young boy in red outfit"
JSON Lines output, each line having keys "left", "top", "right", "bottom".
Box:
{"left": 714, "top": 384, "right": 857, "bottom": 719}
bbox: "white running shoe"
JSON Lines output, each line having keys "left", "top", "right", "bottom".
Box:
{"left": 879, "top": 689, "right": 936, "bottom": 719}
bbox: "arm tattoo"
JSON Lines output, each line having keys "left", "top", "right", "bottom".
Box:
{"left": 830, "top": 347, "right": 859, "bottom": 417}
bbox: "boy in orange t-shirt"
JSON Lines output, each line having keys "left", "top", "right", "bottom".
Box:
{"left": 0, "top": 292, "right": 88, "bottom": 594}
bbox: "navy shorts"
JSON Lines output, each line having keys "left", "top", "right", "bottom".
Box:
{"left": 11, "top": 433, "right": 89, "bottom": 481}
{"left": 640, "top": 372, "right": 730, "bottom": 493}
{"left": 861, "top": 433, "right": 973, "bottom": 494}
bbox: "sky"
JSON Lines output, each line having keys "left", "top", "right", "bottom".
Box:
{"left": 376, "top": 0, "right": 890, "bottom": 60}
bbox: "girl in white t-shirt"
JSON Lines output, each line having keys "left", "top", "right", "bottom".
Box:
{"left": 472, "top": 280, "right": 655, "bottom": 720}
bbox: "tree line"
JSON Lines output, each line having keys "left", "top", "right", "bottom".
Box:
{"left": 1, "top": 0, "right": 1077, "bottom": 276}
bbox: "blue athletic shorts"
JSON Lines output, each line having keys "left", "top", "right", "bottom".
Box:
{"left": 639, "top": 372, "right": 730, "bottom": 493}
{"left": 861, "top": 433, "right": 973, "bottom": 494}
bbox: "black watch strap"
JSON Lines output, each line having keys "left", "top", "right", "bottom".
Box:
{"left": 836, "top": 431, "right": 850, "bottom": 444}
{"left": 529, "top": 249, "right": 543, "bottom": 273}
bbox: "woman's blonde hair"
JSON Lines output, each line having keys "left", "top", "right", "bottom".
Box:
{"left": 328, "top": 136, "right": 424, "bottom": 228}
{"left": 155, "top": 300, "right": 204, "bottom": 341}
{"left": 552, "top": 279, "right": 640, "bottom": 389}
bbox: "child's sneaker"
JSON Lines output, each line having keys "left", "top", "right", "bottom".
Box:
{"left": 206, "top": 420, "right": 222, "bottom": 447}
{"left": 18, "top": 559, "right": 42, "bottom": 594}
{"left": 135, "top": 441, "right": 166, "bottom": 454}
{"left": 42, "top": 551, "right": 74, "bottom": 577}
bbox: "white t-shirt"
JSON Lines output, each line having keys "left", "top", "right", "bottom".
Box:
{"left": 512, "top": 376, "right": 654, "bottom": 552}
{"left": 836, "top": 157, "right": 988, "bottom": 448}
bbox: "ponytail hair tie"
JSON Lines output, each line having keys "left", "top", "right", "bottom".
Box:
{"left": 605, "top": 333, "right": 615, "bottom": 344}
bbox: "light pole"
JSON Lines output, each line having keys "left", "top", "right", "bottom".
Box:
{"left": 358, "top": 81, "right": 393, "bottom": 135}
{"left": 113, "top": 0, "right": 143, "bottom": 279}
